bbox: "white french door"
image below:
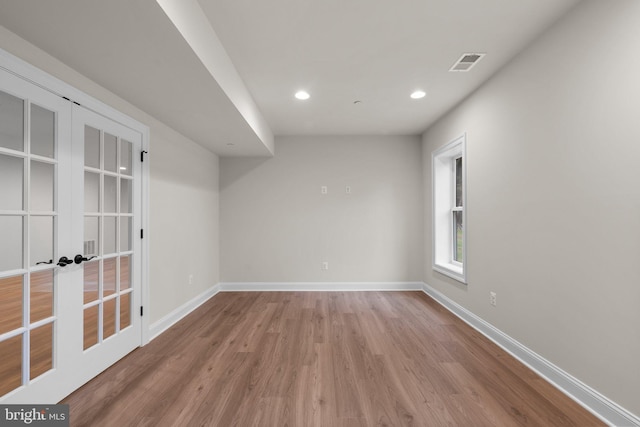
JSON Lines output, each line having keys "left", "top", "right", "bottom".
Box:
{"left": 68, "top": 105, "right": 142, "bottom": 389}
{"left": 0, "top": 64, "right": 143, "bottom": 403}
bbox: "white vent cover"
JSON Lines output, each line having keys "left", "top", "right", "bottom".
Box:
{"left": 84, "top": 240, "right": 96, "bottom": 256}
{"left": 449, "top": 53, "right": 486, "bottom": 72}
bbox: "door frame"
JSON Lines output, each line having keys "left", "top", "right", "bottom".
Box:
{"left": 0, "top": 48, "right": 151, "bottom": 347}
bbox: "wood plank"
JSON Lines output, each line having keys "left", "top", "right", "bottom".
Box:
{"left": 61, "top": 292, "right": 605, "bottom": 427}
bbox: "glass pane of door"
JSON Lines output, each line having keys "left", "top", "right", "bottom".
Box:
{"left": 30, "top": 161, "right": 55, "bottom": 211}
{"left": 0, "top": 90, "right": 24, "bottom": 152}
{"left": 0, "top": 275, "right": 23, "bottom": 335}
{"left": 0, "top": 216, "right": 23, "bottom": 271}
{"left": 84, "top": 172, "right": 100, "bottom": 213}
{"left": 0, "top": 335, "right": 22, "bottom": 396}
{"left": 30, "top": 323, "right": 53, "bottom": 380}
{"left": 0, "top": 154, "right": 24, "bottom": 210}
{"left": 103, "top": 298, "right": 116, "bottom": 340}
{"left": 30, "top": 216, "right": 54, "bottom": 268}
{"left": 30, "top": 104, "right": 55, "bottom": 159}
{"left": 83, "top": 261, "right": 99, "bottom": 304}
{"left": 120, "top": 293, "right": 131, "bottom": 330}
{"left": 104, "top": 217, "right": 117, "bottom": 255}
{"left": 83, "top": 305, "right": 99, "bottom": 350}
{"left": 104, "top": 133, "right": 117, "bottom": 173}
{"left": 30, "top": 270, "right": 54, "bottom": 323}
{"left": 120, "top": 140, "right": 132, "bottom": 176}
{"left": 84, "top": 126, "right": 100, "bottom": 169}
{"left": 104, "top": 176, "right": 117, "bottom": 213}
{"left": 104, "top": 258, "right": 117, "bottom": 297}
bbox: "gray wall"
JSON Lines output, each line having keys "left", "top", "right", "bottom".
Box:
{"left": 221, "top": 135, "right": 423, "bottom": 283}
{"left": 422, "top": 0, "right": 640, "bottom": 416}
{"left": 0, "top": 25, "right": 221, "bottom": 325}
{"left": 149, "top": 126, "right": 219, "bottom": 321}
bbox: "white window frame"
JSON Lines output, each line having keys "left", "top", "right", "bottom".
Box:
{"left": 432, "top": 134, "right": 466, "bottom": 283}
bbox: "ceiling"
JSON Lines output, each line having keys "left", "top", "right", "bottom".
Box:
{"left": 198, "top": 0, "right": 580, "bottom": 136}
{"left": 0, "top": 0, "right": 581, "bottom": 155}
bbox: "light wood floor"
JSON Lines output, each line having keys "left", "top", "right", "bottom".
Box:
{"left": 62, "top": 292, "right": 604, "bottom": 426}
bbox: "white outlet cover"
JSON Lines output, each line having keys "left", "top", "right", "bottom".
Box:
{"left": 321, "top": 186, "right": 328, "bottom": 194}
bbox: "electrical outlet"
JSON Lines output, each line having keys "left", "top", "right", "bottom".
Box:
{"left": 490, "top": 292, "right": 497, "bottom": 307}
{"left": 345, "top": 186, "right": 351, "bottom": 194}
{"left": 321, "top": 261, "right": 329, "bottom": 271}
{"left": 189, "top": 274, "right": 194, "bottom": 285}
{"left": 321, "top": 186, "right": 328, "bottom": 195}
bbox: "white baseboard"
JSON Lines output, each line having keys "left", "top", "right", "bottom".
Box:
{"left": 219, "top": 282, "right": 423, "bottom": 292}
{"left": 148, "top": 284, "right": 221, "bottom": 341}
{"left": 422, "top": 282, "right": 639, "bottom": 427}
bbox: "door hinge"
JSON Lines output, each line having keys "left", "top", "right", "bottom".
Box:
{"left": 141, "top": 150, "right": 148, "bottom": 162}
{"left": 140, "top": 306, "right": 144, "bottom": 317}
{"left": 140, "top": 229, "right": 144, "bottom": 239}
{"left": 61, "top": 96, "right": 81, "bottom": 106}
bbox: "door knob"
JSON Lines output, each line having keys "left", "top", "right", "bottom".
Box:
{"left": 57, "top": 256, "right": 73, "bottom": 267}
{"left": 74, "top": 254, "right": 97, "bottom": 264}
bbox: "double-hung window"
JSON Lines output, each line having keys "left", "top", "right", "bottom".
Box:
{"left": 432, "top": 134, "right": 466, "bottom": 283}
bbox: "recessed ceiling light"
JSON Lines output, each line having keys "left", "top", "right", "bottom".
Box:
{"left": 295, "top": 90, "right": 310, "bottom": 100}
{"left": 410, "top": 90, "right": 426, "bottom": 99}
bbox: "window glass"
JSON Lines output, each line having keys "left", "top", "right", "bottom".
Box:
{"left": 455, "top": 157, "right": 463, "bottom": 207}
{"left": 453, "top": 211, "right": 463, "bottom": 263}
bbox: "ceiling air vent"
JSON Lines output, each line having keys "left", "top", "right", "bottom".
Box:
{"left": 449, "top": 53, "right": 486, "bottom": 72}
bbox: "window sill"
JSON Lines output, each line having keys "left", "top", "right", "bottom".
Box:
{"left": 433, "top": 263, "right": 466, "bottom": 284}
